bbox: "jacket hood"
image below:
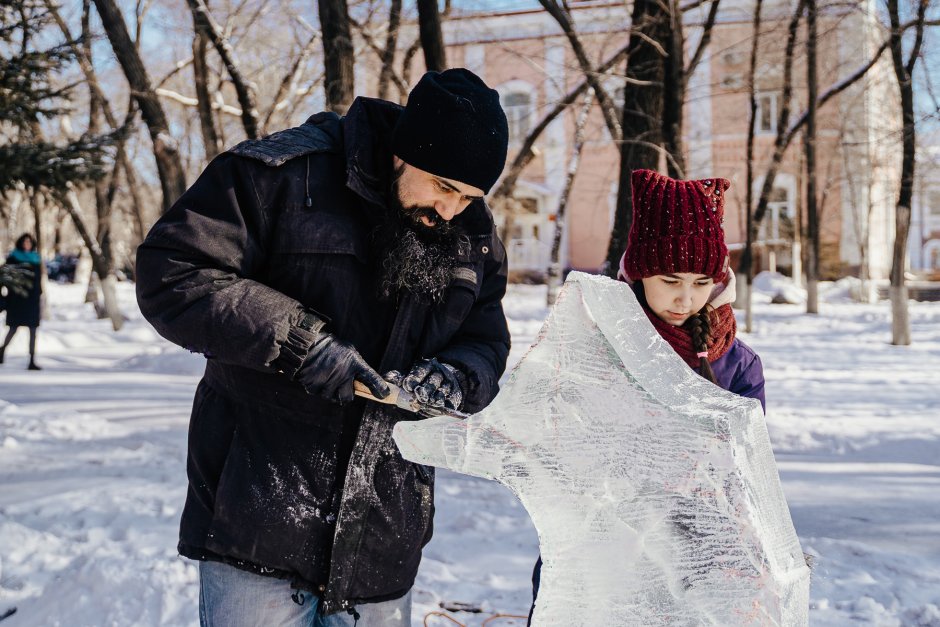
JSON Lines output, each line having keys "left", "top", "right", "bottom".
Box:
{"left": 343, "top": 97, "right": 401, "bottom": 208}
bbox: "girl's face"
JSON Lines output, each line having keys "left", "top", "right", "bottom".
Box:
{"left": 22, "top": 237, "right": 33, "bottom": 251}
{"left": 641, "top": 273, "right": 715, "bottom": 326}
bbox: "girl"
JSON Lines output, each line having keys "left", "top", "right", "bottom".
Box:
{"left": 527, "top": 169, "right": 765, "bottom": 622}
{"left": 1, "top": 233, "right": 43, "bottom": 370}
{"left": 618, "top": 168, "right": 765, "bottom": 410}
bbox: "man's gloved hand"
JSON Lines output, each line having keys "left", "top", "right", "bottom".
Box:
{"left": 295, "top": 333, "right": 389, "bottom": 405}
{"left": 385, "top": 358, "right": 466, "bottom": 411}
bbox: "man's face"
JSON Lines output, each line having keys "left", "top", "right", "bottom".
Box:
{"left": 379, "top": 159, "right": 481, "bottom": 301}
{"left": 641, "top": 273, "right": 715, "bottom": 327}
{"left": 392, "top": 157, "right": 485, "bottom": 232}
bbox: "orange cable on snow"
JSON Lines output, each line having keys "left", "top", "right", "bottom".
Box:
{"left": 481, "top": 613, "right": 529, "bottom": 625}
{"left": 423, "top": 610, "right": 530, "bottom": 626}
{"left": 424, "top": 611, "right": 467, "bottom": 626}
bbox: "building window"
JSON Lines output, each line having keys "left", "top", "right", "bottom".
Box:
{"left": 929, "top": 190, "right": 940, "bottom": 216}
{"left": 760, "top": 186, "right": 793, "bottom": 243}
{"left": 756, "top": 93, "right": 778, "bottom": 134}
{"left": 928, "top": 242, "right": 940, "bottom": 269}
{"left": 503, "top": 91, "right": 532, "bottom": 144}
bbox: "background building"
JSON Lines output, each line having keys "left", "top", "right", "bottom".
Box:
{"left": 398, "top": 0, "right": 905, "bottom": 282}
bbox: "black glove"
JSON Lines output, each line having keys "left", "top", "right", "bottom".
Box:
{"left": 295, "top": 332, "right": 389, "bottom": 405}
{"left": 385, "top": 358, "right": 465, "bottom": 411}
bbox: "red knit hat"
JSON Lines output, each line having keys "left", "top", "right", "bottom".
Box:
{"left": 621, "top": 169, "right": 730, "bottom": 283}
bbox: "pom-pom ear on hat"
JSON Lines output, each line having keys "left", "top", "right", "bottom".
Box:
{"left": 392, "top": 68, "right": 509, "bottom": 194}
{"left": 622, "top": 169, "right": 730, "bottom": 282}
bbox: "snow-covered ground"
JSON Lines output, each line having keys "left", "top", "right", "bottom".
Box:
{"left": 1, "top": 277, "right": 938, "bottom": 626}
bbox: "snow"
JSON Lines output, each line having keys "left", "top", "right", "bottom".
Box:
{"left": 1, "top": 277, "right": 939, "bottom": 625}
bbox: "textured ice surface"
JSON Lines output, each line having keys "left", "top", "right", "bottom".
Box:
{"left": 394, "top": 272, "right": 810, "bottom": 626}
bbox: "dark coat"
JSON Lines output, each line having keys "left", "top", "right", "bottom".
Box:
{"left": 135, "top": 97, "right": 511, "bottom": 614}
{"left": 700, "top": 337, "right": 766, "bottom": 412}
{"left": 3, "top": 252, "right": 42, "bottom": 328}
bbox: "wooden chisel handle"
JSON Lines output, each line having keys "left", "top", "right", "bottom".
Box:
{"left": 353, "top": 380, "right": 401, "bottom": 405}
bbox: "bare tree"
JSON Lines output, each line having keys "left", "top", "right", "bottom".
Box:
{"left": 193, "top": 30, "right": 222, "bottom": 159}
{"left": 547, "top": 90, "right": 595, "bottom": 305}
{"left": 605, "top": 0, "right": 670, "bottom": 276}
{"left": 741, "top": 0, "right": 764, "bottom": 329}
{"left": 744, "top": 17, "right": 936, "bottom": 270}
{"left": 261, "top": 30, "right": 321, "bottom": 133}
{"left": 349, "top": 14, "right": 409, "bottom": 99}
{"left": 740, "top": 0, "right": 804, "bottom": 324}
{"left": 378, "top": 0, "right": 403, "bottom": 100}
{"left": 417, "top": 0, "right": 446, "bottom": 71}
{"left": 804, "top": 0, "right": 820, "bottom": 313}
{"left": 92, "top": 0, "right": 187, "bottom": 213}
{"left": 318, "top": 0, "right": 355, "bottom": 113}
{"left": 538, "top": 0, "right": 622, "bottom": 141}
{"left": 491, "top": 43, "right": 633, "bottom": 204}
{"left": 186, "top": 0, "right": 260, "bottom": 139}
{"left": 82, "top": 0, "right": 124, "bottom": 327}
{"left": 601, "top": 0, "right": 722, "bottom": 276}
{"left": 59, "top": 185, "right": 123, "bottom": 330}
{"left": 45, "top": 0, "right": 148, "bottom": 245}
{"left": 886, "top": 0, "right": 928, "bottom": 345}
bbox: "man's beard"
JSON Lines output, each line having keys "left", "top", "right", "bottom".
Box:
{"left": 378, "top": 182, "right": 469, "bottom": 303}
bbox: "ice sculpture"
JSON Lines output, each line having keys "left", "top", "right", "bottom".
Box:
{"left": 394, "top": 272, "right": 810, "bottom": 626}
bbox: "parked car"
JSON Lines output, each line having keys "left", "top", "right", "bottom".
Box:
{"left": 46, "top": 253, "right": 79, "bottom": 283}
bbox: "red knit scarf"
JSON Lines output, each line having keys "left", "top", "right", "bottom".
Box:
{"left": 643, "top": 303, "right": 737, "bottom": 368}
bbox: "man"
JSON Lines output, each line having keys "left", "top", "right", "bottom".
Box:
{"left": 136, "top": 68, "right": 511, "bottom": 626}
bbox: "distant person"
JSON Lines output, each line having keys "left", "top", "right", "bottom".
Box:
{"left": 136, "top": 68, "right": 511, "bottom": 626}
{"left": 1, "top": 233, "right": 43, "bottom": 370}
{"left": 528, "top": 169, "right": 766, "bottom": 622}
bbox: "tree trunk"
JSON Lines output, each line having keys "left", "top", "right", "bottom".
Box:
{"left": 886, "top": 0, "right": 925, "bottom": 346}
{"left": 417, "top": 0, "right": 447, "bottom": 72}
{"left": 605, "top": 0, "right": 668, "bottom": 277}
{"left": 662, "top": 0, "right": 686, "bottom": 178}
{"left": 92, "top": 0, "right": 187, "bottom": 213}
{"left": 745, "top": 14, "right": 904, "bottom": 261}
{"left": 186, "top": 0, "right": 260, "bottom": 139}
{"left": 84, "top": 1, "right": 116, "bottom": 280}
{"left": 318, "top": 0, "right": 356, "bottom": 114}
{"left": 740, "top": 0, "right": 763, "bottom": 328}
{"left": 50, "top": 1, "right": 148, "bottom": 245}
{"left": 805, "top": 0, "right": 819, "bottom": 314}
{"left": 378, "top": 0, "right": 403, "bottom": 100}
{"left": 63, "top": 186, "right": 124, "bottom": 330}
{"left": 547, "top": 91, "right": 595, "bottom": 306}
{"left": 193, "top": 31, "right": 221, "bottom": 160}
{"left": 740, "top": 0, "right": 804, "bottom": 323}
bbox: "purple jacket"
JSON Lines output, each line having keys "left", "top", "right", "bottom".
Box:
{"left": 698, "top": 337, "right": 766, "bottom": 412}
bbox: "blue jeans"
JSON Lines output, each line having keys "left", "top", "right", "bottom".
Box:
{"left": 199, "top": 560, "right": 413, "bottom": 627}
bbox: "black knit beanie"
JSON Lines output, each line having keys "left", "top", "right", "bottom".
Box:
{"left": 392, "top": 68, "right": 509, "bottom": 194}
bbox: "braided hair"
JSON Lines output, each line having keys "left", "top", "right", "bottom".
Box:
{"left": 684, "top": 305, "right": 717, "bottom": 384}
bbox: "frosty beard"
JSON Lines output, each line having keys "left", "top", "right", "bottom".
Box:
{"left": 378, "top": 180, "right": 468, "bottom": 303}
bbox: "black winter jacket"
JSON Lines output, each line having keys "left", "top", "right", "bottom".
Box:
{"left": 3, "top": 252, "right": 42, "bottom": 328}
{"left": 135, "top": 97, "right": 510, "bottom": 614}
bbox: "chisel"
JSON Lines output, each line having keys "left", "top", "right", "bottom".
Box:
{"left": 353, "top": 380, "right": 470, "bottom": 420}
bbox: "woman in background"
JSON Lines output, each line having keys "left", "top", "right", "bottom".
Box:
{"left": 1, "top": 233, "right": 43, "bottom": 370}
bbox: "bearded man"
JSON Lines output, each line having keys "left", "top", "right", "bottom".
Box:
{"left": 135, "top": 68, "right": 511, "bottom": 626}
